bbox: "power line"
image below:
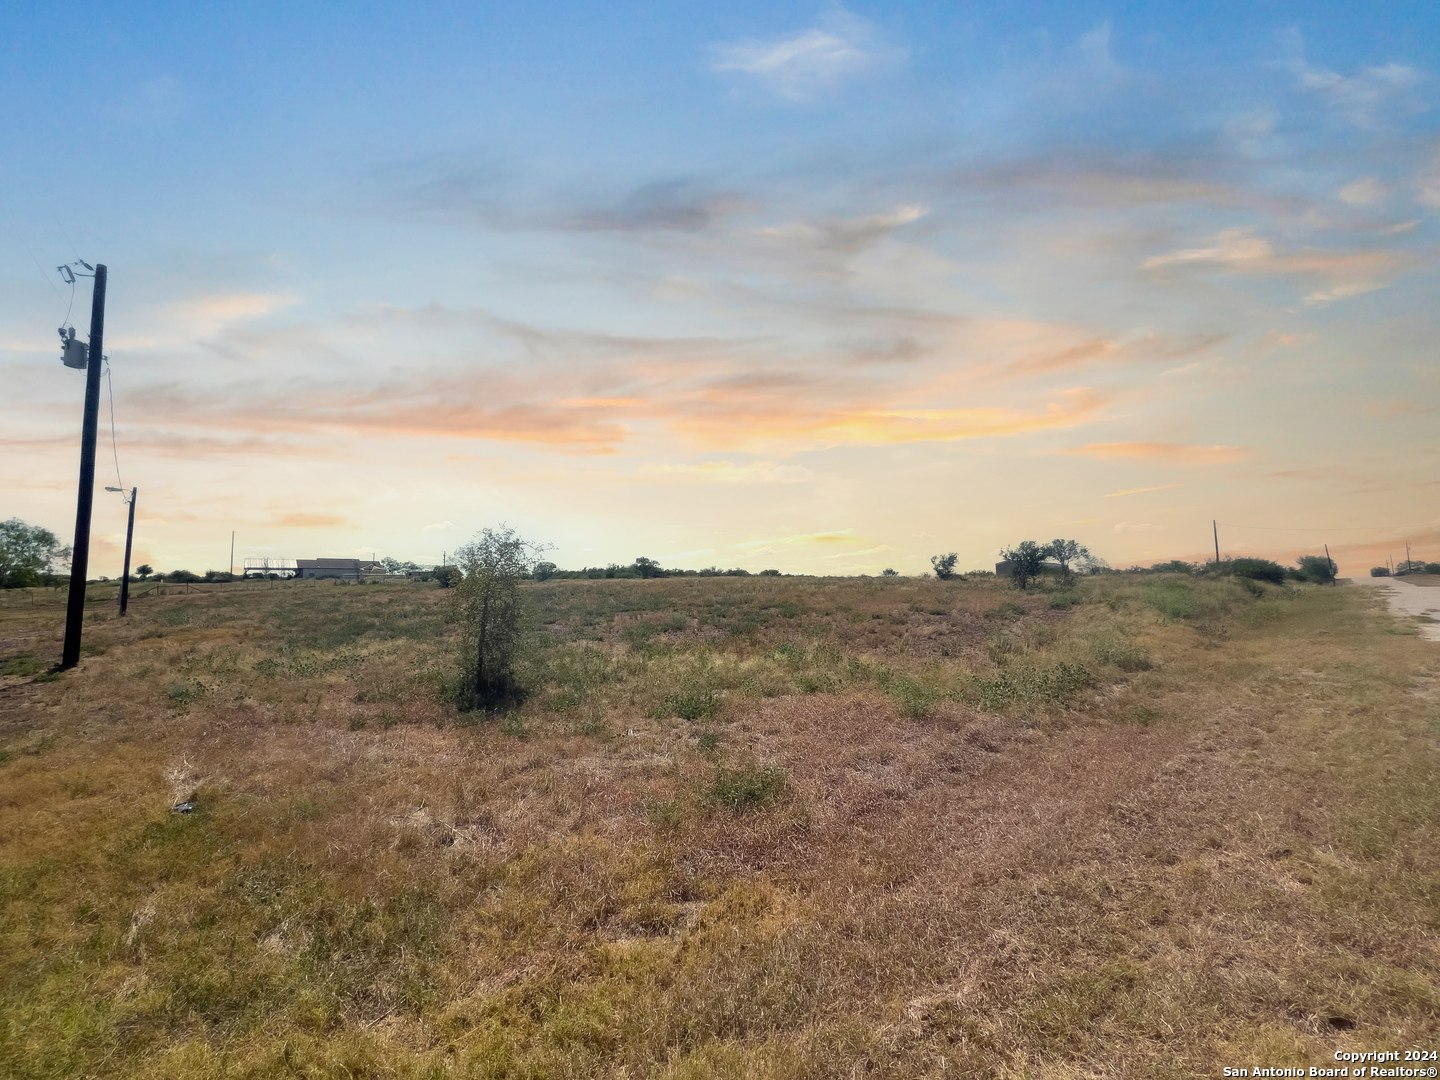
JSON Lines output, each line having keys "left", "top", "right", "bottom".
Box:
{"left": 1217, "top": 520, "right": 1440, "bottom": 533}
{"left": 16, "top": 235, "right": 67, "bottom": 307}
{"left": 104, "top": 357, "right": 125, "bottom": 494}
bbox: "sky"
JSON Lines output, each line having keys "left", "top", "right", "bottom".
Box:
{"left": 2, "top": 1, "right": 1437, "bottom": 577}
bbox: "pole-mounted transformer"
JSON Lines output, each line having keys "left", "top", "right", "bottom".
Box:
{"left": 59, "top": 326, "right": 88, "bottom": 369}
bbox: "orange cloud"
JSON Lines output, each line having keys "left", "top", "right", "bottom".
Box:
{"left": 1061, "top": 442, "right": 1249, "bottom": 464}
{"left": 674, "top": 388, "right": 1107, "bottom": 451}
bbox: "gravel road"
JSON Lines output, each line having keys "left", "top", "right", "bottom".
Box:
{"left": 1344, "top": 577, "right": 1440, "bottom": 642}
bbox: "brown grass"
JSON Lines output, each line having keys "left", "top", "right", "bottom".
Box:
{"left": 1, "top": 573, "right": 1438, "bottom": 1077}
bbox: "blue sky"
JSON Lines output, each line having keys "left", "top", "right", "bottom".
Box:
{"left": 3, "top": 2, "right": 1437, "bottom": 575}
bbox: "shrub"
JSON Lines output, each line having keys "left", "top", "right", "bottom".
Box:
{"left": 1148, "top": 560, "right": 1194, "bottom": 574}
{"left": 453, "top": 525, "right": 543, "bottom": 712}
{"left": 1371, "top": 567, "right": 1390, "bottom": 577}
{"left": 882, "top": 568, "right": 898, "bottom": 577}
{"left": 1227, "top": 558, "right": 1286, "bottom": 585}
{"left": 532, "top": 561, "right": 557, "bottom": 581}
{"left": 930, "top": 553, "right": 959, "bottom": 580}
{"left": 1296, "top": 554, "right": 1338, "bottom": 584}
{"left": 1001, "top": 541, "right": 1047, "bottom": 590}
{"left": 166, "top": 569, "right": 201, "bottom": 583}
{"left": 759, "top": 568, "right": 782, "bottom": 576}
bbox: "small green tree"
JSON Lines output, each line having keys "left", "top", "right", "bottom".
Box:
{"left": 882, "top": 568, "right": 898, "bottom": 577}
{"left": 1370, "top": 567, "right": 1390, "bottom": 577}
{"left": 1296, "top": 554, "right": 1338, "bottom": 584}
{"left": 1047, "top": 539, "right": 1090, "bottom": 583}
{"left": 532, "top": 560, "right": 557, "bottom": 581}
{"left": 930, "top": 553, "right": 959, "bottom": 580}
{"left": 453, "top": 525, "right": 543, "bottom": 713}
{"left": 1002, "top": 540, "right": 1047, "bottom": 590}
{"left": 0, "top": 518, "right": 71, "bottom": 588}
{"left": 136, "top": 564, "right": 153, "bottom": 580}
{"left": 634, "top": 556, "right": 664, "bottom": 579}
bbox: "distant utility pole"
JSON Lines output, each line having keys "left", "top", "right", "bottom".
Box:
{"left": 230, "top": 531, "right": 235, "bottom": 577}
{"left": 1213, "top": 520, "right": 1220, "bottom": 567}
{"left": 1324, "top": 543, "right": 1334, "bottom": 586}
{"left": 106, "top": 486, "right": 137, "bottom": 614}
{"left": 1406, "top": 542, "right": 1412, "bottom": 571}
{"left": 61, "top": 264, "right": 107, "bottom": 670}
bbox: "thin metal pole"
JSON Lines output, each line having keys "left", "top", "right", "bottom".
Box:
{"left": 61, "top": 264, "right": 107, "bottom": 669}
{"left": 119, "top": 487, "right": 137, "bottom": 615}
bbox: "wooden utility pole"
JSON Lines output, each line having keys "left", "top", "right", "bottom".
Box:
{"left": 61, "top": 265, "right": 107, "bottom": 669}
{"left": 1324, "top": 543, "right": 1334, "bottom": 586}
{"left": 1213, "top": 520, "right": 1220, "bottom": 567}
{"left": 230, "top": 531, "right": 235, "bottom": 577}
{"left": 119, "top": 488, "right": 136, "bottom": 614}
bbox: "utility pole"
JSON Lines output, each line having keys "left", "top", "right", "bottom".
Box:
{"left": 1213, "top": 520, "right": 1220, "bottom": 568}
{"left": 1406, "top": 542, "right": 1412, "bottom": 572}
{"left": 230, "top": 531, "right": 235, "bottom": 577}
{"left": 107, "top": 486, "right": 137, "bottom": 614}
{"left": 61, "top": 264, "right": 107, "bottom": 670}
{"left": 1324, "top": 543, "right": 1334, "bottom": 586}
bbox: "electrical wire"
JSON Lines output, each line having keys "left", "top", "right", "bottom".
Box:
{"left": 17, "top": 235, "right": 68, "bottom": 307}
{"left": 1217, "top": 521, "right": 1440, "bottom": 533}
{"left": 60, "top": 277, "right": 76, "bottom": 331}
{"left": 104, "top": 357, "right": 126, "bottom": 498}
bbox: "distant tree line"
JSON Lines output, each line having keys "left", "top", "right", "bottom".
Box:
{"left": 1372, "top": 561, "right": 1440, "bottom": 577}
{"left": 530, "top": 558, "right": 771, "bottom": 581}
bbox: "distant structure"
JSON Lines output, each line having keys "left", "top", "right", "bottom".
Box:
{"left": 995, "top": 560, "right": 1014, "bottom": 577}
{"left": 296, "top": 558, "right": 385, "bottom": 580}
{"left": 243, "top": 557, "right": 298, "bottom": 579}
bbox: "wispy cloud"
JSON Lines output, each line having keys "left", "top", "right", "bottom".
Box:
{"left": 1338, "top": 177, "right": 1386, "bottom": 206}
{"left": 1142, "top": 228, "right": 1407, "bottom": 304}
{"left": 1291, "top": 50, "right": 1425, "bottom": 127}
{"left": 1112, "top": 521, "right": 1164, "bottom": 533}
{"left": 1142, "top": 229, "right": 1273, "bottom": 270}
{"left": 710, "top": 11, "right": 906, "bottom": 101}
{"left": 1104, "top": 484, "right": 1181, "bottom": 497}
{"left": 736, "top": 530, "right": 859, "bottom": 548}
{"left": 564, "top": 180, "right": 747, "bottom": 233}
{"left": 1062, "top": 442, "right": 1249, "bottom": 464}
{"left": 639, "top": 460, "right": 814, "bottom": 484}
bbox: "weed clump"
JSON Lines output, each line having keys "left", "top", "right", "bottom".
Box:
{"left": 705, "top": 764, "right": 787, "bottom": 813}
{"left": 972, "top": 663, "right": 1090, "bottom": 709}
{"left": 666, "top": 685, "right": 719, "bottom": 721}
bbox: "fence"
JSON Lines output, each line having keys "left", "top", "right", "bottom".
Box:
{"left": 0, "top": 581, "right": 282, "bottom": 608}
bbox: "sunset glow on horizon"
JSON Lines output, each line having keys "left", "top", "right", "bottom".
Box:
{"left": 3, "top": 2, "right": 1437, "bottom": 577}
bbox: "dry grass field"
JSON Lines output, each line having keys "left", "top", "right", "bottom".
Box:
{"left": 1, "top": 572, "right": 1438, "bottom": 1078}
